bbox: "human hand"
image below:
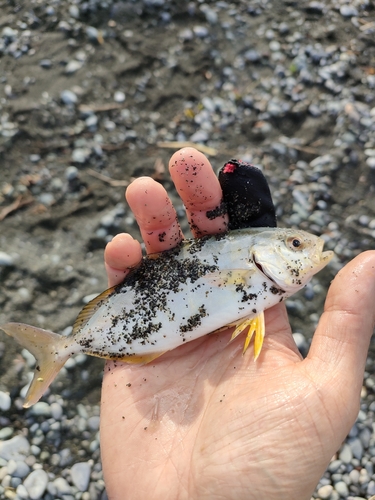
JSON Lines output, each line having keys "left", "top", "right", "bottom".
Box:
{"left": 100, "top": 147, "right": 375, "bottom": 500}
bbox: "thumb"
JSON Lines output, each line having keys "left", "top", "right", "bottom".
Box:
{"left": 308, "top": 251, "right": 375, "bottom": 387}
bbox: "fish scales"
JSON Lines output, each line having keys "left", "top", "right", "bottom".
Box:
{"left": 0, "top": 227, "right": 334, "bottom": 407}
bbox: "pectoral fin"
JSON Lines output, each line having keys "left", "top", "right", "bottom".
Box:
{"left": 229, "top": 311, "right": 265, "bottom": 360}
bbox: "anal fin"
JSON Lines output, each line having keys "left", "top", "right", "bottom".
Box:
{"left": 106, "top": 351, "right": 167, "bottom": 365}
{"left": 229, "top": 311, "right": 265, "bottom": 360}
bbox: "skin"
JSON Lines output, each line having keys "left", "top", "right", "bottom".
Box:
{"left": 100, "top": 147, "right": 375, "bottom": 500}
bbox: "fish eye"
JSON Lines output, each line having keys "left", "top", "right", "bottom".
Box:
{"left": 292, "top": 238, "right": 301, "bottom": 248}
{"left": 287, "top": 236, "right": 303, "bottom": 250}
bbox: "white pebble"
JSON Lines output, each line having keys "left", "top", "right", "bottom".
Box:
{"left": 0, "top": 436, "right": 30, "bottom": 461}
{"left": 349, "top": 468, "right": 360, "bottom": 484}
{"left": 338, "top": 443, "right": 353, "bottom": 464}
{"left": 23, "top": 469, "right": 48, "bottom": 499}
{"left": 114, "top": 90, "right": 125, "bottom": 103}
{"left": 70, "top": 461, "right": 91, "bottom": 491}
{"left": 0, "top": 391, "right": 11, "bottom": 411}
{"left": 50, "top": 402, "right": 63, "bottom": 420}
{"left": 349, "top": 437, "right": 364, "bottom": 460}
{"left": 53, "top": 477, "right": 71, "bottom": 495}
{"left": 367, "top": 480, "right": 375, "bottom": 496}
{"left": 340, "top": 5, "right": 358, "bottom": 17}
{"left": 317, "top": 484, "right": 333, "bottom": 499}
{"left": 0, "top": 251, "right": 14, "bottom": 266}
{"left": 60, "top": 89, "right": 78, "bottom": 105}
{"left": 65, "top": 60, "right": 83, "bottom": 74}
{"left": 31, "top": 402, "right": 51, "bottom": 417}
{"left": 334, "top": 480, "right": 348, "bottom": 497}
{"left": 72, "top": 147, "right": 91, "bottom": 163}
{"left": 16, "top": 484, "right": 29, "bottom": 499}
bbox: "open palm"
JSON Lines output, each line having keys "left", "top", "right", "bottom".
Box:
{"left": 100, "top": 148, "right": 375, "bottom": 500}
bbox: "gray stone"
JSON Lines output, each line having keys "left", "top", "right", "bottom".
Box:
{"left": 348, "top": 437, "right": 363, "bottom": 460}
{"left": 334, "top": 480, "right": 349, "bottom": 497}
{"left": 24, "top": 469, "right": 48, "bottom": 500}
{"left": 64, "top": 60, "right": 83, "bottom": 74}
{"left": 0, "top": 251, "right": 14, "bottom": 266}
{"left": 7, "top": 459, "right": 30, "bottom": 478}
{"left": 367, "top": 480, "right": 375, "bottom": 496}
{"left": 0, "top": 436, "right": 30, "bottom": 461}
{"left": 0, "top": 391, "right": 11, "bottom": 411}
{"left": 39, "top": 59, "right": 52, "bottom": 69}
{"left": 340, "top": 5, "right": 358, "bottom": 17}
{"left": 53, "top": 477, "right": 71, "bottom": 495}
{"left": 65, "top": 165, "right": 79, "bottom": 180}
{"left": 72, "top": 147, "right": 91, "bottom": 164}
{"left": 50, "top": 402, "right": 63, "bottom": 420}
{"left": 328, "top": 459, "right": 342, "bottom": 473}
{"left": 70, "top": 461, "right": 91, "bottom": 492}
{"left": 0, "top": 428, "right": 13, "bottom": 440}
{"left": 339, "top": 443, "right": 353, "bottom": 464}
{"left": 60, "top": 89, "right": 78, "bottom": 105}
{"left": 31, "top": 402, "right": 51, "bottom": 417}
{"left": 16, "top": 484, "right": 29, "bottom": 499}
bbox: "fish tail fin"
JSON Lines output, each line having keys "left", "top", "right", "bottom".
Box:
{"left": 0, "top": 322, "right": 70, "bottom": 408}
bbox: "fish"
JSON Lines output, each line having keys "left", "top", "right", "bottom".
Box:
{"left": 0, "top": 227, "right": 333, "bottom": 408}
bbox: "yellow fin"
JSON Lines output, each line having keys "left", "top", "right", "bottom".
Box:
{"left": 73, "top": 286, "right": 116, "bottom": 335}
{"left": 108, "top": 351, "right": 167, "bottom": 364}
{"left": 0, "top": 323, "right": 69, "bottom": 408}
{"left": 229, "top": 311, "right": 265, "bottom": 360}
{"left": 253, "top": 312, "right": 265, "bottom": 360}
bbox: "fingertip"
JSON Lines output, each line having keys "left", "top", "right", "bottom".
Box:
{"left": 169, "top": 148, "right": 228, "bottom": 236}
{"left": 168, "top": 148, "right": 221, "bottom": 210}
{"left": 105, "top": 233, "right": 142, "bottom": 270}
{"left": 307, "top": 250, "right": 375, "bottom": 380}
{"left": 125, "top": 176, "right": 183, "bottom": 253}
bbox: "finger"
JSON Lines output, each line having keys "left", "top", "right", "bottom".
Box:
{"left": 307, "top": 251, "right": 375, "bottom": 388}
{"left": 104, "top": 233, "right": 143, "bottom": 287}
{"left": 169, "top": 147, "right": 229, "bottom": 237}
{"left": 125, "top": 177, "right": 183, "bottom": 254}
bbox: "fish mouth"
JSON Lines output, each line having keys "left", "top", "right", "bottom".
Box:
{"left": 312, "top": 239, "right": 334, "bottom": 268}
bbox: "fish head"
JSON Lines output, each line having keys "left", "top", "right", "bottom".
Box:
{"left": 251, "top": 228, "right": 334, "bottom": 293}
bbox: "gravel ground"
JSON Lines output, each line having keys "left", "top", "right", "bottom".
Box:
{"left": 0, "top": 0, "right": 375, "bottom": 499}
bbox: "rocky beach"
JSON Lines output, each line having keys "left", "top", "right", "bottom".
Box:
{"left": 1, "top": 0, "right": 375, "bottom": 498}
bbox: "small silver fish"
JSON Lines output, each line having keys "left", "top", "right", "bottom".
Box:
{"left": 0, "top": 227, "right": 333, "bottom": 408}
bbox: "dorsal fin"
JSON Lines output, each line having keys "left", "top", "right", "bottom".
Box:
{"left": 73, "top": 286, "right": 116, "bottom": 335}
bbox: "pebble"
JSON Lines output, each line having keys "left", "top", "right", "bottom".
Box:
{"left": 0, "top": 251, "right": 14, "bottom": 266}
{"left": 0, "top": 436, "right": 30, "bottom": 461}
{"left": 340, "top": 5, "right": 358, "bottom": 17}
{"left": 64, "top": 60, "right": 83, "bottom": 74}
{"left": 31, "top": 402, "right": 51, "bottom": 417}
{"left": 72, "top": 147, "right": 91, "bottom": 163}
{"left": 114, "top": 90, "right": 125, "bottom": 103}
{"left": 349, "top": 437, "right": 364, "bottom": 460}
{"left": 339, "top": 443, "right": 353, "bottom": 464}
{"left": 0, "top": 391, "right": 11, "bottom": 411}
{"left": 60, "top": 89, "right": 78, "bottom": 105}
{"left": 23, "top": 469, "right": 48, "bottom": 499}
{"left": 334, "top": 480, "right": 349, "bottom": 497}
{"left": 70, "top": 461, "right": 92, "bottom": 491}
{"left": 317, "top": 484, "right": 333, "bottom": 499}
